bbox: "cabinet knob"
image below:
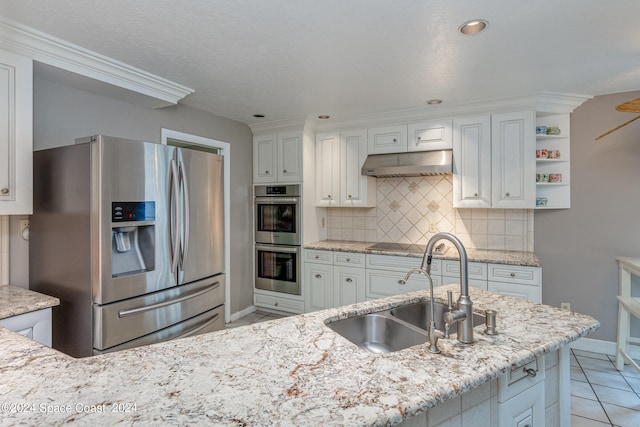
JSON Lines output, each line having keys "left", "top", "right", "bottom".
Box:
{"left": 345, "top": 278, "right": 353, "bottom": 283}
{"left": 327, "top": 195, "right": 331, "bottom": 198}
{"left": 524, "top": 368, "right": 536, "bottom": 377}
{"left": 473, "top": 193, "right": 478, "bottom": 197}
{"left": 315, "top": 274, "right": 322, "bottom": 279}
{"left": 283, "top": 169, "right": 287, "bottom": 173}
{"left": 346, "top": 258, "right": 351, "bottom": 262}
{"left": 393, "top": 138, "right": 397, "bottom": 142}
{"left": 274, "top": 302, "right": 279, "bottom": 307}
{"left": 265, "top": 170, "right": 270, "bottom": 175}
{"left": 315, "top": 255, "right": 320, "bottom": 259}
{"left": 505, "top": 192, "right": 510, "bottom": 197}
{"left": 0, "top": 188, "right": 8, "bottom": 195}
{"left": 348, "top": 194, "right": 352, "bottom": 198}
{"left": 510, "top": 272, "right": 516, "bottom": 277}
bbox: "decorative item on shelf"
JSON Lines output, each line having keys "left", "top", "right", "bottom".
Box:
{"left": 546, "top": 126, "right": 561, "bottom": 135}
{"left": 536, "top": 197, "right": 548, "bottom": 207}
{"left": 540, "top": 148, "right": 548, "bottom": 158}
{"left": 536, "top": 173, "right": 549, "bottom": 183}
{"left": 547, "top": 149, "right": 560, "bottom": 159}
{"left": 549, "top": 173, "right": 563, "bottom": 183}
{"left": 536, "top": 126, "right": 547, "bottom": 135}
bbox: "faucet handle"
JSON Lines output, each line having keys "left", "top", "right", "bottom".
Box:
{"left": 447, "top": 290, "right": 454, "bottom": 310}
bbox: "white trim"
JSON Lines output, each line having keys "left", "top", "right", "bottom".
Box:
{"left": 229, "top": 305, "right": 257, "bottom": 322}
{"left": 161, "top": 129, "right": 231, "bottom": 323}
{"left": 571, "top": 337, "right": 640, "bottom": 359}
{"left": 0, "top": 18, "right": 193, "bottom": 107}
{"left": 0, "top": 216, "right": 9, "bottom": 285}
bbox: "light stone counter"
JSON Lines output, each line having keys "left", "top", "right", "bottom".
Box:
{"left": 304, "top": 240, "right": 541, "bottom": 267}
{"left": 0, "top": 285, "right": 597, "bottom": 426}
{"left": 0, "top": 285, "right": 60, "bottom": 320}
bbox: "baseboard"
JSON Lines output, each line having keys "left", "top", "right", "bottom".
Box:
{"left": 228, "top": 305, "right": 257, "bottom": 322}
{"left": 571, "top": 337, "right": 640, "bottom": 359}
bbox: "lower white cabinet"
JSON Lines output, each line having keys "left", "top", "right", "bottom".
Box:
{"left": 497, "top": 356, "right": 545, "bottom": 427}
{"left": 254, "top": 291, "right": 305, "bottom": 315}
{"left": 0, "top": 308, "right": 52, "bottom": 347}
{"left": 334, "top": 266, "right": 366, "bottom": 307}
{"left": 487, "top": 263, "right": 542, "bottom": 303}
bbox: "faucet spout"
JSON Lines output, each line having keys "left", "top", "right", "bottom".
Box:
{"left": 423, "top": 232, "right": 474, "bottom": 344}
{"left": 400, "top": 268, "right": 442, "bottom": 353}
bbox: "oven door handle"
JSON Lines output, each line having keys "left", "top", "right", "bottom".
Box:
{"left": 175, "top": 313, "right": 221, "bottom": 339}
{"left": 255, "top": 244, "right": 299, "bottom": 253}
{"left": 118, "top": 282, "right": 221, "bottom": 318}
{"left": 255, "top": 197, "right": 300, "bottom": 204}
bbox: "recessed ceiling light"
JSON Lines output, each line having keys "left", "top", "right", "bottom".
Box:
{"left": 253, "top": 114, "right": 265, "bottom": 118}
{"left": 318, "top": 115, "right": 331, "bottom": 119}
{"left": 459, "top": 19, "right": 488, "bottom": 35}
{"left": 426, "top": 99, "right": 442, "bottom": 105}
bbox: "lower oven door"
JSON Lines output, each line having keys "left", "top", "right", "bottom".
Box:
{"left": 255, "top": 244, "right": 301, "bottom": 295}
{"left": 93, "top": 274, "right": 224, "bottom": 352}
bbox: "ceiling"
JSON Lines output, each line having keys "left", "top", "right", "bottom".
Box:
{"left": 1, "top": 0, "right": 639, "bottom": 126}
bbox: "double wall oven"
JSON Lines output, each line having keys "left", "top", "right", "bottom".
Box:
{"left": 254, "top": 184, "right": 301, "bottom": 296}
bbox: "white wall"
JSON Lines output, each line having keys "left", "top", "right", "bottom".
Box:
{"left": 9, "top": 74, "right": 255, "bottom": 316}
{"left": 535, "top": 90, "right": 640, "bottom": 342}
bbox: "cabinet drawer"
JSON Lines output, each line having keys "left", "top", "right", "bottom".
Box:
{"left": 366, "top": 254, "right": 440, "bottom": 274}
{"left": 254, "top": 293, "right": 304, "bottom": 314}
{"left": 488, "top": 264, "right": 540, "bottom": 286}
{"left": 333, "top": 251, "right": 366, "bottom": 268}
{"left": 304, "top": 249, "right": 333, "bottom": 265}
{"left": 441, "top": 276, "right": 487, "bottom": 290}
{"left": 488, "top": 282, "right": 541, "bottom": 304}
{"left": 498, "top": 356, "right": 545, "bottom": 402}
{"left": 366, "top": 269, "right": 441, "bottom": 299}
{"left": 442, "top": 259, "right": 487, "bottom": 280}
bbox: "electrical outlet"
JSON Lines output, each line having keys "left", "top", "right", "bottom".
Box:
{"left": 560, "top": 302, "right": 571, "bottom": 311}
{"left": 430, "top": 223, "right": 437, "bottom": 233}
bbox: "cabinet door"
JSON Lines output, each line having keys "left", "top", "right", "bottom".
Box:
{"left": 341, "top": 129, "right": 376, "bottom": 207}
{"left": 498, "top": 381, "right": 544, "bottom": 427}
{"left": 253, "top": 134, "right": 277, "bottom": 183}
{"left": 407, "top": 119, "right": 453, "bottom": 152}
{"left": 491, "top": 111, "right": 535, "bottom": 209}
{"left": 0, "top": 49, "right": 33, "bottom": 214}
{"left": 278, "top": 131, "right": 302, "bottom": 182}
{"left": 334, "top": 266, "right": 366, "bottom": 306}
{"left": 304, "top": 263, "right": 334, "bottom": 312}
{"left": 315, "top": 133, "right": 341, "bottom": 206}
{"left": 367, "top": 125, "right": 408, "bottom": 154}
{"left": 453, "top": 115, "right": 492, "bottom": 208}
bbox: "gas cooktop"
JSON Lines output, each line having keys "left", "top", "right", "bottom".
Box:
{"left": 365, "top": 242, "right": 449, "bottom": 255}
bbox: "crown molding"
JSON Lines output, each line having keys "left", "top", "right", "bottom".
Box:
{"left": 0, "top": 18, "right": 194, "bottom": 108}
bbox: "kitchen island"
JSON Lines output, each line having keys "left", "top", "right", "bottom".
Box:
{"left": 0, "top": 285, "right": 597, "bottom": 426}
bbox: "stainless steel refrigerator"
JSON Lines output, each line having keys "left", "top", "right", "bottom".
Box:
{"left": 30, "top": 135, "right": 225, "bottom": 357}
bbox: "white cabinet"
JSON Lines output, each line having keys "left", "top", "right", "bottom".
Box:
{"left": 453, "top": 111, "right": 535, "bottom": 209}
{"left": 315, "top": 133, "right": 341, "bottom": 206}
{"left": 367, "top": 125, "right": 407, "bottom": 154}
{"left": 0, "top": 49, "right": 33, "bottom": 214}
{"left": 303, "top": 250, "right": 366, "bottom": 312}
{"left": 254, "top": 292, "right": 305, "bottom": 314}
{"left": 498, "top": 356, "right": 545, "bottom": 427}
{"left": 315, "top": 130, "right": 375, "bottom": 207}
{"left": 253, "top": 131, "right": 303, "bottom": 183}
{"left": 491, "top": 111, "right": 536, "bottom": 209}
{"left": 487, "top": 263, "right": 542, "bottom": 303}
{"left": 535, "top": 113, "right": 571, "bottom": 209}
{"left": 407, "top": 119, "right": 453, "bottom": 152}
{"left": 453, "top": 115, "right": 492, "bottom": 208}
{"left": 0, "top": 308, "right": 52, "bottom": 347}
{"left": 365, "top": 254, "right": 441, "bottom": 300}
{"left": 441, "top": 259, "right": 488, "bottom": 290}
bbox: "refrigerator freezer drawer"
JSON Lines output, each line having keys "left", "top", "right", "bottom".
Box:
{"left": 93, "top": 305, "right": 224, "bottom": 355}
{"left": 93, "top": 274, "right": 224, "bottom": 351}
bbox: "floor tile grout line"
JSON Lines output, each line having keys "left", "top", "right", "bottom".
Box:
{"left": 571, "top": 350, "right": 615, "bottom": 426}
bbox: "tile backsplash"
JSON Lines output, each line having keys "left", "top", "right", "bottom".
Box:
{"left": 327, "top": 176, "right": 534, "bottom": 252}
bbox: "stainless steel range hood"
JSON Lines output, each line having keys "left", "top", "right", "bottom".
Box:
{"left": 361, "top": 149, "right": 453, "bottom": 177}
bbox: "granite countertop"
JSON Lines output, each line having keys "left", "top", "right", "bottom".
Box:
{"left": 0, "top": 284, "right": 597, "bottom": 425}
{"left": 0, "top": 285, "right": 60, "bottom": 320}
{"left": 304, "top": 240, "right": 541, "bottom": 267}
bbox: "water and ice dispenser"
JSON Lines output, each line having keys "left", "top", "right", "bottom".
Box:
{"left": 111, "top": 202, "right": 156, "bottom": 277}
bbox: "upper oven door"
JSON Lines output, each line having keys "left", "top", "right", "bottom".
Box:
{"left": 255, "top": 197, "right": 300, "bottom": 245}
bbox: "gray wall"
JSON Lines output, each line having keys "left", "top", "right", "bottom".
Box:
{"left": 535, "top": 90, "right": 640, "bottom": 342}
{"left": 9, "top": 75, "right": 255, "bottom": 316}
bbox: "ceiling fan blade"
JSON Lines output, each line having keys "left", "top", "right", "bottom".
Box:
{"left": 595, "top": 114, "right": 640, "bottom": 141}
{"left": 616, "top": 97, "right": 640, "bottom": 113}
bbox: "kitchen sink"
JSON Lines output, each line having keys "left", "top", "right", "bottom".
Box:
{"left": 326, "top": 300, "right": 486, "bottom": 353}
{"left": 390, "top": 301, "right": 485, "bottom": 334}
{"left": 326, "top": 313, "right": 428, "bottom": 353}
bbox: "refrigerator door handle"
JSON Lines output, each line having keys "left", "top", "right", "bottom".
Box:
{"left": 179, "top": 160, "right": 190, "bottom": 270}
{"left": 169, "top": 159, "right": 180, "bottom": 273}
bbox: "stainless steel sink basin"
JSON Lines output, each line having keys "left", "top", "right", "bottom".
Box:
{"left": 390, "top": 301, "right": 485, "bottom": 334}
{"left": 326, "top": 313, "right": 428, "bottom": 353}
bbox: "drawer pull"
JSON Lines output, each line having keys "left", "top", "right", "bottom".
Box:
{"left": 274, "top": 302, "right": 279, "bottom": 306}
{"left": 0, "top": 188, "right": 8, "bottom": 195}
{"left": 510, "top": 272, "right": 516, "bottom": 277}
{"left": 345, "top": 278, "right": 353, "bottom": 283}
{"left": 346, "top": 258, "right": 351, "bottom": 262}
{"left": 524, "top": 368, "right": 536, "bottom": 377}
{"left": 315, "top": 274, "right": 322, "bottom": 279}
{"left": 315, "top": 255, "right": 320, "bottom": 259}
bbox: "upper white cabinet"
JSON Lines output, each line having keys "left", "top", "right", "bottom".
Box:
{"left": 407, "top": 119, "right": 453, "bottom": 152}
{"left": 491, "top": 111, "right": 535, "bottom": 209}
{"left": 253, "top": 131, "right": 303, "bottom": 183}
{"left": 453, "top": 111, "right": 535, "bottom": 209}
{"left": 316, "top": 129, "right": 375, "bottom": 207}
{"left": 0, "top": 49, "right": 33, "bottom": 214}
{"left": 453, "top": 115, "right": 492, "bottom": 208}
{"left": 367, "top": 125, "right": 407, "bottom": 154}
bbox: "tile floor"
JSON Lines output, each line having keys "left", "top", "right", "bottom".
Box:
{"left": 228, "top": 312, "right": 640, "bottom": 426}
